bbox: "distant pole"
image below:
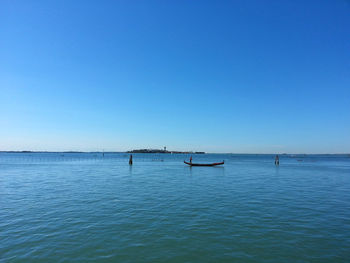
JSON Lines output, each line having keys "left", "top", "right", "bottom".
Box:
{"left": 129, "top": 154, "right": 133, "bottom": 165}
{"left": 275, "top": 154, "right": 279, "bottom": 166}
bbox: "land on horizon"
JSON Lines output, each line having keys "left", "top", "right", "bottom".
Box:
{"left": 0, "top": 151, "right": 349, "bottom": 156}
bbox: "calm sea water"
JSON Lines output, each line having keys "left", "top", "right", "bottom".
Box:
{"left": 1, "top": 153, "right": 349, "bottom": 262}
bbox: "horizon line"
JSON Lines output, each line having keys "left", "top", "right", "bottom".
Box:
{"left": 0, "top": 151, "right": 349, "bottom": 155}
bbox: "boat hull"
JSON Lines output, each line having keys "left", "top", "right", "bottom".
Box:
{"left": 184, "top": 161, "right": 224, "bottom": 166}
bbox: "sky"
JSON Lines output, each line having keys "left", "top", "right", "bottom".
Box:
{"left": 1, "top": 0, "right": 349, "bottom": 153}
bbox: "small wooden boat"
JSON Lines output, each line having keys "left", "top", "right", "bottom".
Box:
{"left": 184, "top": 161, "right": 224, "bottom": 167}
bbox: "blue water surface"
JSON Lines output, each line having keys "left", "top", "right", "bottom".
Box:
{"left": 1, "top": 153, "right": 349, "bottom": 262}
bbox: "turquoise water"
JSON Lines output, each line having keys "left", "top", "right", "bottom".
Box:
{"left": 1, "top": 153, "right": 349, "bottom": 262}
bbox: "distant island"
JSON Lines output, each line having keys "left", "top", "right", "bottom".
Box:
{"left": 0, "top": 150, "right": 206, "bottom": 154}
{"left": 127, "top": 149, "right": 205, "bottom": 154}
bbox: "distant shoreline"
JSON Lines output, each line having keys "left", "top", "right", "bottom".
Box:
{"left": 127, "top": 149, "right": 205, "bottom": 154}
{"left": 0, "top": 150, "right": 205, "bottom": 154}
{"left": 0, "top": 151, "right": 349, "bottom": 155}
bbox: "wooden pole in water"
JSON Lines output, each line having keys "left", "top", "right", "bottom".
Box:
{"left": 129, "top": 154, "right": 133, "bottom": 165}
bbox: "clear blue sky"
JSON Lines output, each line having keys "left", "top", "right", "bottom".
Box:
{"left": 1, "top": 0, "right": 349, "bottom": 153}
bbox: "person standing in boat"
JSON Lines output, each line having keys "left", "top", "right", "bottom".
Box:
{"left": 275, "top": 155, "right": 279, "bottom": 166}
{"left": 129, "top": 154, "right": 133, "bottom": 165}
{"left": 190, "top": 156, "right": 192, "bottom": 164}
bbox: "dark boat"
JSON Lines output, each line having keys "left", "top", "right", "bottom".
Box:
{"left": 184, "top": 161, "right": 224, "bottom": 167}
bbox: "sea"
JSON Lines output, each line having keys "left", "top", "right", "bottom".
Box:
{"left": 1, "top": 152, "right": 349, "bottom": 262}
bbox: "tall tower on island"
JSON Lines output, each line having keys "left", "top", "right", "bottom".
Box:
{"left": 164, "top": 146, "right": 166, "bottom": 152}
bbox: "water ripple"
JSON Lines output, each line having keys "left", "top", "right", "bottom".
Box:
{"left": 1, "top": 153, "right": 349, "bottom": 262}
